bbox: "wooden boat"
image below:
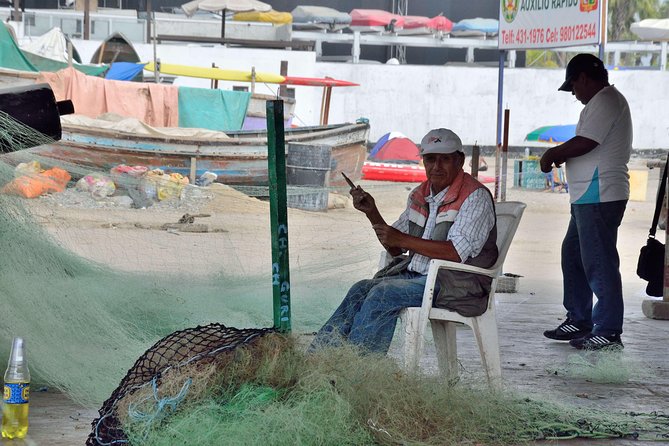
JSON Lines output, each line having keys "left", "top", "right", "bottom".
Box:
{"left": 90, "top": 32, "right": 142, "bottom": 81}
{"left": 90, "top": 32, "right": 141, "bottom": 65}
{"left": 30, "top": 121, "right": 370, "bottom": 188}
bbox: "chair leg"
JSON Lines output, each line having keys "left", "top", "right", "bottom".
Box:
{"left": 400, "top": 308, "right": 422, "bottom": 371}
{"left": 431, "top": 321, "right": 458, "bottom": 381}
{"left": 471, "top": 314, "right": 502, "bottom": 388}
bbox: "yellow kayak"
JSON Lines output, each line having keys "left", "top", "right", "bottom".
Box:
{"left": 144, "top": 62, "right": 286, "bottom": 83}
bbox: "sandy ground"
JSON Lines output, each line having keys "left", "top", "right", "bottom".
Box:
{"left": 3, "top": 157, "right": 669, "bottom": 445}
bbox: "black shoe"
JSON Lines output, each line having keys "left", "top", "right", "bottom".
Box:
{"left": 569, "top": 333, "right": 623, "bottom": 350}
{"left": 543, "top": 319, "right": 591, "bottom": 341}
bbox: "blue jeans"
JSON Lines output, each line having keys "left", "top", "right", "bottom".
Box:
{"left": 561, "top": 200, "right": 627, "bottom": 336}
{"left": 309, "top": 270, "right": 429, "bottom": 354}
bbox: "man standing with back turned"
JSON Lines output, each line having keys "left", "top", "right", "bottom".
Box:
{"left": 541, "top": 53, "right": 632, "bottom": 350}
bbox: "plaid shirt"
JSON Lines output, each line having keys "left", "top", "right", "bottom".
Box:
{"left": 392, "top": 187, "right": 495, "bottom": 275}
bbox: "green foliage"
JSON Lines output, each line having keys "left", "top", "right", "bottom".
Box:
{"left": 609, "top": 0, "right": 662, "bottom": 41}
{"left": 526, "top": 50, "right": 559, "bottom": 68}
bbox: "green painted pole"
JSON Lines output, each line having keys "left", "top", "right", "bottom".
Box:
{"left": 266, "top": 99, "right": 291, "bottom": 333}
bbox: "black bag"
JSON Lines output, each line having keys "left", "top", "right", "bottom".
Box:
{"left": 637, "top": 157, "right": 668, "bottom": 297}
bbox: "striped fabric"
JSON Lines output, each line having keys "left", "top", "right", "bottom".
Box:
{"left": 586, "top": 335, "right": 615, "bottom": 346}
{"left": 555, "top": 323, "right": 583, "bottom": 335}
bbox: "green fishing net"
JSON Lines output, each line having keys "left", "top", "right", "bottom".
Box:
{"left": 1, "top": 108, "right": 668, "bottom": 446}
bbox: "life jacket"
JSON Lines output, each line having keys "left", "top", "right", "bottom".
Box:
{"left": 376, "top": 169, "right": 498, "bottom": 317}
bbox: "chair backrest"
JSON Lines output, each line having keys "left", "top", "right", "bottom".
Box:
{"left": 490, "top": 201, "right": 526, "bottom": 271}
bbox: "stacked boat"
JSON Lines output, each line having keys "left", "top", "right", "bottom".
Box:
{"left": 222, "top": 5, "right": 497, "bottom": 38}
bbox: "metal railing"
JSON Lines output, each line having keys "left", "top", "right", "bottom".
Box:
{"left": 4, "top": 9, "right": 667, "bottom": 70}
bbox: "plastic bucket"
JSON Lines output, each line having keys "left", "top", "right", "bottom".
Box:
{"left": 286, "top": 143, "right": 332, "bottom": 212}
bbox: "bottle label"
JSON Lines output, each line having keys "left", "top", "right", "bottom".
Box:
{"left": 3, "top": 383, "right": 29, "bottom": 404}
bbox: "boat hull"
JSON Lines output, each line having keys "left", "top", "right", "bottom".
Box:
{"left": 362, "top": 161, "right": 495, "bottom": 184}
{"left": 30, "top": 123, "right": 370, "bottom": 188}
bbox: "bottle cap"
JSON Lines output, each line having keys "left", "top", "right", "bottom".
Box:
{"left": 9, "top": 337, "right": 24, "bottom": 365}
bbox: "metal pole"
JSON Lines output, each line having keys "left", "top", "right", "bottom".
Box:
{"left": 267, "top": 99, "right": 291, "bottom": 333}
{"left": 598, "top": 0, "right": 607, "bottom": 61}
{"left": 494, "top": 50, "right": 505, "bottom": 202}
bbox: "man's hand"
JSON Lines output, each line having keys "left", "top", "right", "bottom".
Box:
{"left": 540, "top": 148, "right": 557, "bottom": 173}
{"left": 372, "top": 224, "right": 405, "bottom": 249}
{"left": 350, "top": 186, "right": 377, "bottom": 215}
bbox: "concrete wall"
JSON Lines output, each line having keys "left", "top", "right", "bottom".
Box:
{"left": 317, "top": 62, "right": 669, "bottom": 150}
{"left": 70, "top": 40, "right": 669, "bottom": 150}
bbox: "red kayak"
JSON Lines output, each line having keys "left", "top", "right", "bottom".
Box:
{"left": 362, "top": 161, "right": 494, "bottom": 184}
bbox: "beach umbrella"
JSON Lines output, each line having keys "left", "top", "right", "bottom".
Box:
{"left": 181, "top": 0, "right": 272, "bottom": 41}
{"left": 525, "top": 124, "right": 576, "bottom": 144}
{"left": 369, "top": 132, "right": 420, "bottom": 162}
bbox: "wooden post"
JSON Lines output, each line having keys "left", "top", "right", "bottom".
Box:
{"left": 319, "top": 85, "right": 332, "bottom": 126}
{"left": 83, "top": 0, "right": 90, "bottom": 40}
{"left": 220, "top": 8, "right": 226, "bottom": 45}
{"left": 494, "top": 144, "right": 501, "bottom": 201}
{"left": 500, "top": 109, "right": 510, "bottom": 202}
{"left": 267, "top": 99, "right": 291, "bottom": 333}
{"left": 189, "top": 156, "right": 197, "bottom": 184}
{"left": 11, "top": 0, "right": 21, "bottom": 21}
{"left": 67, "top": 41, "right": 73, "bottom": 67}
{"left": 146, "top": 0, "right": 152, "bottom": 44}
{"left": 251, "top": 66, "right": 256, "bottom": 94}
{"left": 154, "top": 58, "right": 160, "bottom": 85}
{"left": 279, "top": 60, "right": 288, "bottom": 98}
{"left": 211, "top": 63, "right": 219, "bottom": 89}
{"left": 471, "top": 142, "right": 480, "bottom": 179}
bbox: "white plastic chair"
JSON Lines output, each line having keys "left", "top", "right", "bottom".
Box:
{"left": 397, "top": 201, "right": 526, "bottom": 387}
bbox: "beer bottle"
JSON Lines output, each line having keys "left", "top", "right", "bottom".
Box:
{"left": 2, "top": 337, "right": 30, "bottom": 439}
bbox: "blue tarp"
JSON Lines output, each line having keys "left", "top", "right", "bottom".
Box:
{"left": 105, "top": 62, "right": 144, "bottom": 81}
{"left": 178, "top": 87, "right": 251, "bottom": 132}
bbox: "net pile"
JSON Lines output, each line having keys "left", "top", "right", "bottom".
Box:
{"left": 116, "top": 343, "right": 669, "bottom": 446}
{"left": 87, "top": 323, "right": 274, "bottom": 446}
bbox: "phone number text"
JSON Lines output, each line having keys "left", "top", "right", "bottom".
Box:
{"left": 501, "top": 23, "right": 597, "bottom": 46}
